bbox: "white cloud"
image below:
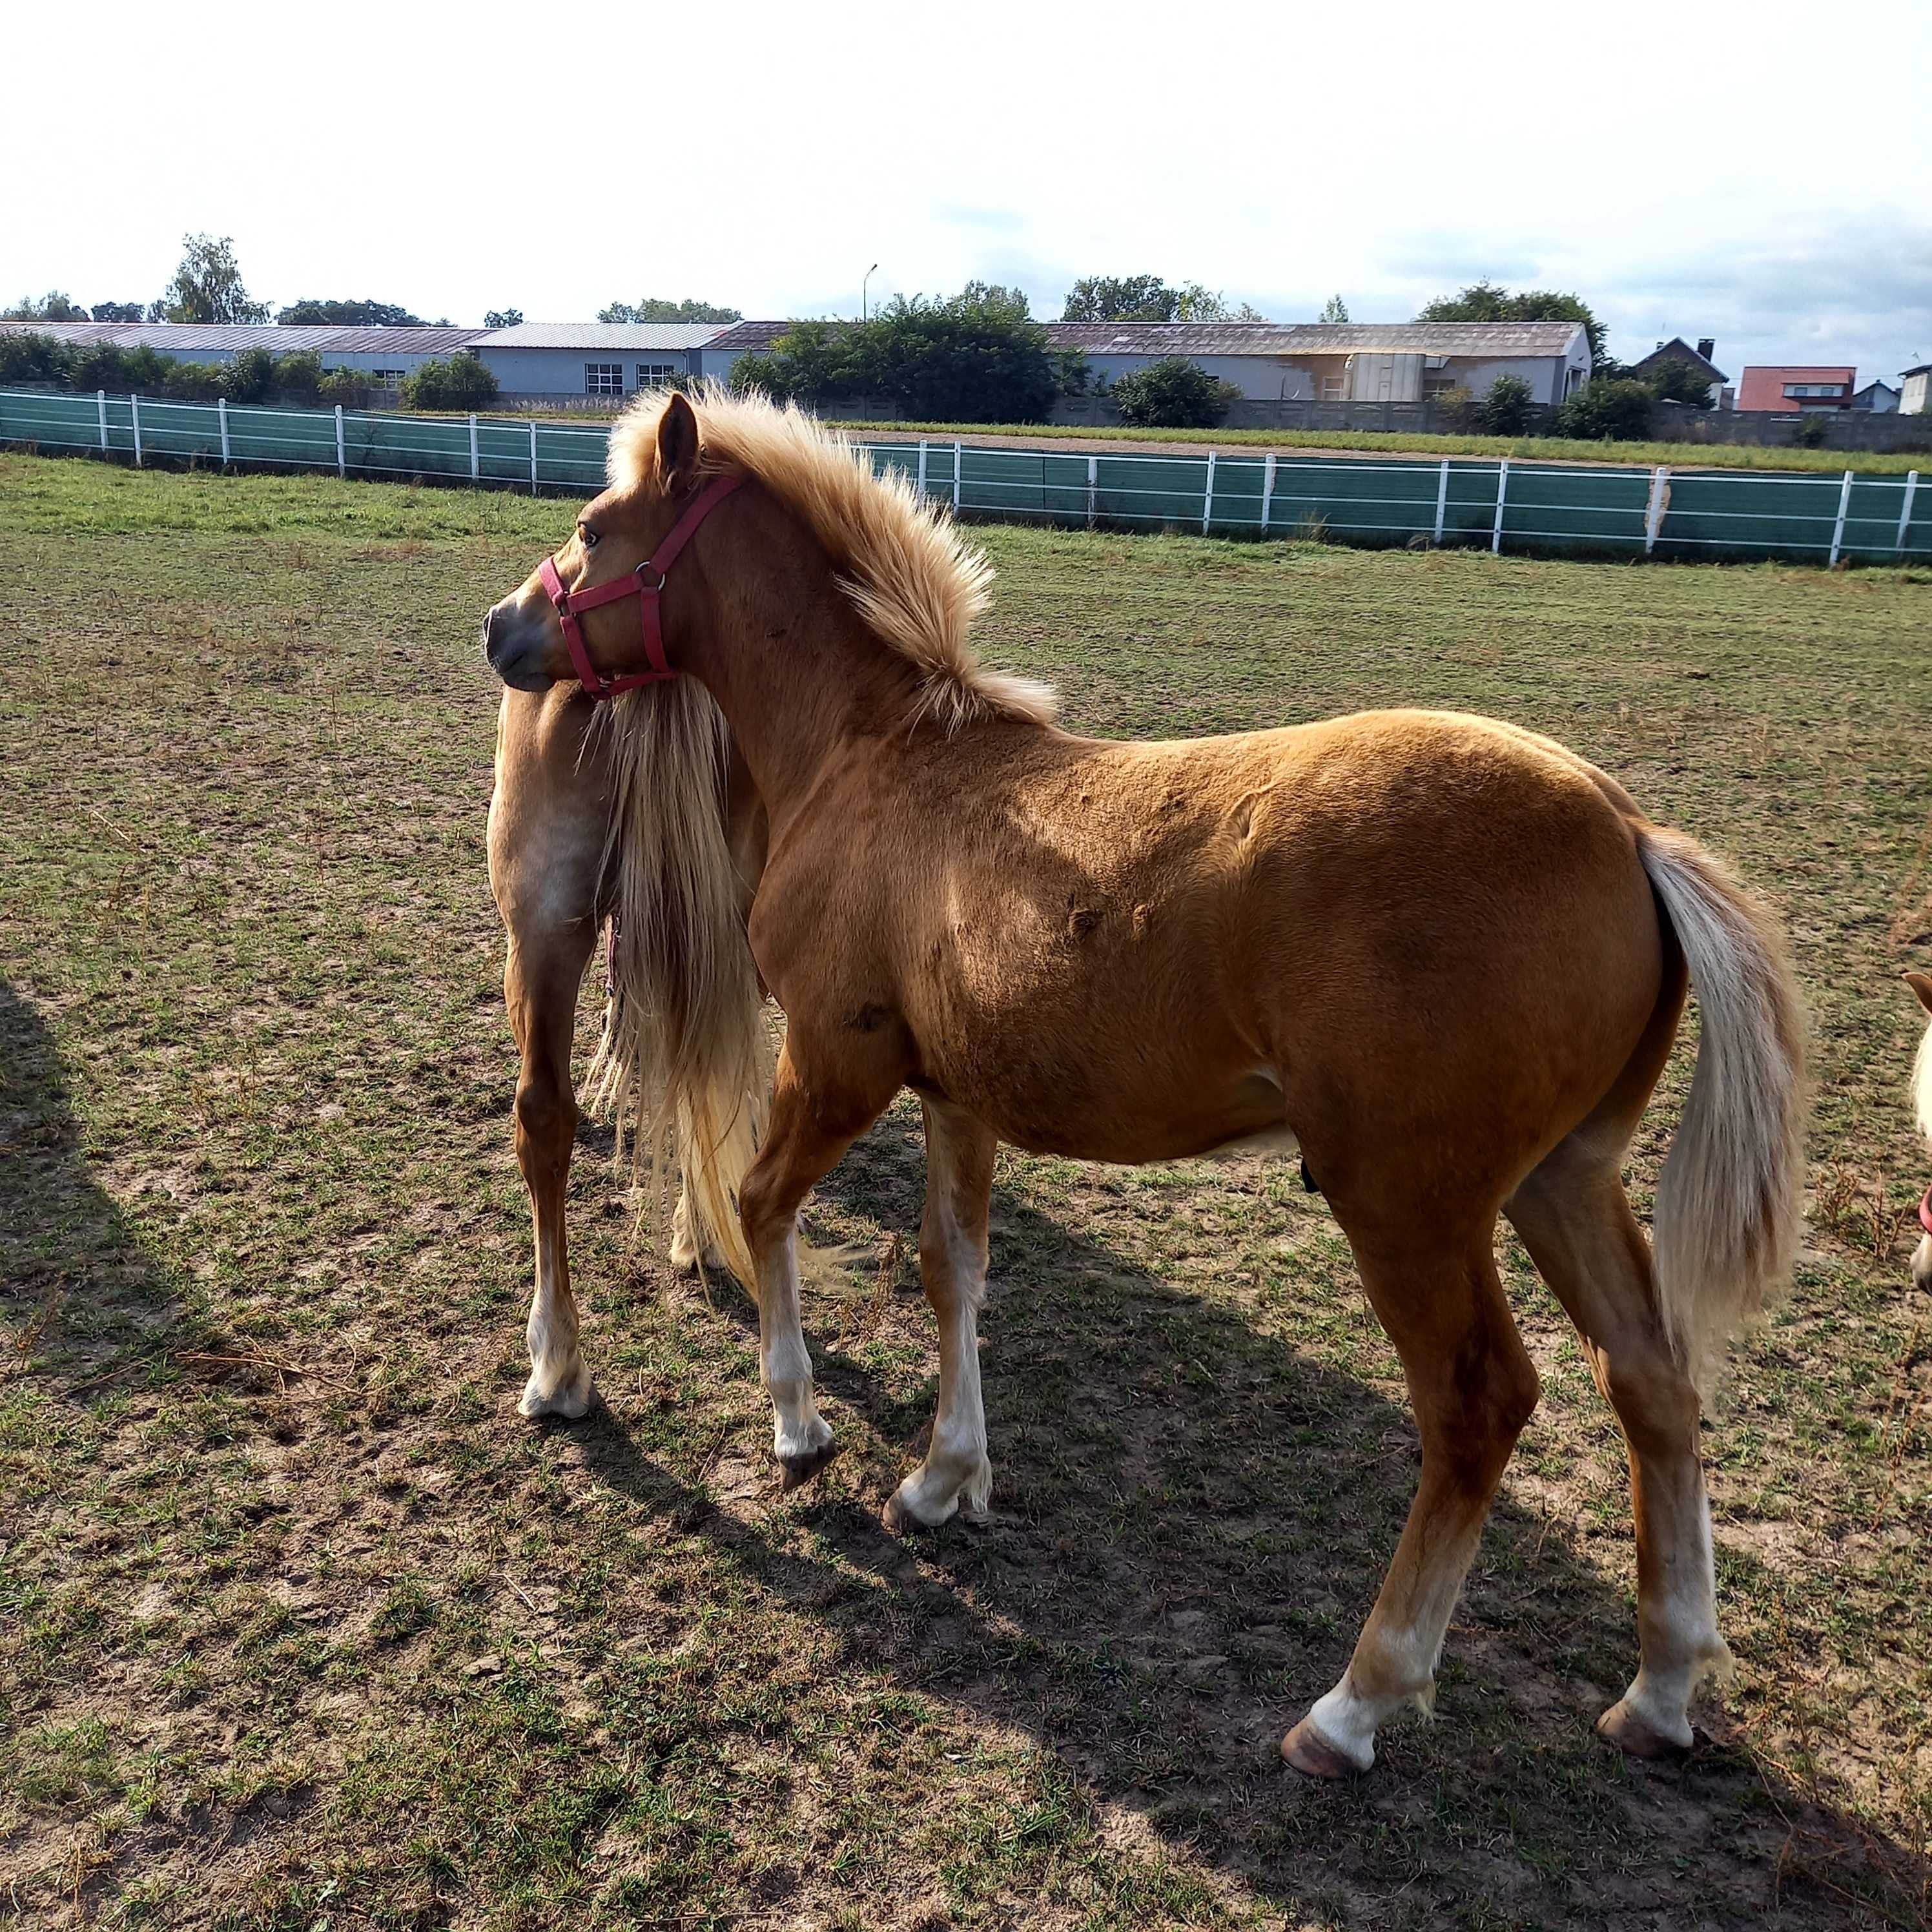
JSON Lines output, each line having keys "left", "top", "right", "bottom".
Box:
{"left": 5, "top": 0, "right": 1927, "bottom": 380}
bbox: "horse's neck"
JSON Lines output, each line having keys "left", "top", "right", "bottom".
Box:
{"left": 690, "top": 542, "right": 923, "bottom": 823}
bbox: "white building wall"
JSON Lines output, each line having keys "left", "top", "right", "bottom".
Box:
{"left": 1903, "top": 371, "right": 1930, "bottom": 415}
{"left": 472, "top": 345, "right": 699, "bottom": 395}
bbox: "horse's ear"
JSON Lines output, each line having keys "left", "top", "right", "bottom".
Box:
{"left": 1906, "top": 969, "right": 1932, "bottom": 1017}
{"left": 657, "top": 391, "right": 701, "bottom": 494}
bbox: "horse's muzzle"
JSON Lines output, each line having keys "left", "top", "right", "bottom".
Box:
{"left": 482, "top": 601, "right": 554, "bottom": 691}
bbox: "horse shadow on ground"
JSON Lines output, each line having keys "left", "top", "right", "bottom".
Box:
{"left": 0, "top": 977, "right": 194, "bottom": 1392}
{"left": 575, "top": 1106, "right": 1921, "bottom": 1927}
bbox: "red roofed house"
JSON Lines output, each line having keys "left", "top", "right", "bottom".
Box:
{"left": 1738, "top": 365, "right": 1856, "bottom": 411}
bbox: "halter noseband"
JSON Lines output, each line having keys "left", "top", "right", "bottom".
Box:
{"left": 537, "top": 473, "right": 743, "bottom": 700}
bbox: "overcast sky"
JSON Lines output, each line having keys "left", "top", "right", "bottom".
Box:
{"left": 7, "top": 0, "right": 1929, "bottom": 384}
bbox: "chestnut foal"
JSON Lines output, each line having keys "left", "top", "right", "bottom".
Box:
{"left": 481, "top": 387, "right": 1807, "bottom": 1778}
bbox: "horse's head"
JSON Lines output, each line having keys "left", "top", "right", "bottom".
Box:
{"left": 1909, "top": 969, "right": 1932, "bottom": 1293}
{"left": 483, "top": 393, "right": 726, "bottom": 697}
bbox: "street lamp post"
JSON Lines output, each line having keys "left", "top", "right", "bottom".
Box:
{"left": 861, "top": 263, "right": 879, "bottom": 322}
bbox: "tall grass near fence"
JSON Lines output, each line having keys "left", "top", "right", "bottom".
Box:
{"left": 1, "top": 388, "right": 1926, "bottom": 566}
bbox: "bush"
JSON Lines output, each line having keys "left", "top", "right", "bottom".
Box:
{"left": 1108, "top": 356, "right": 1240, "bottom": 429}
{"left": 318, "top": 367, "right": 375, "bottom": 409}
{"left": 1428, "top": 384, "right": 1474, "bottom": 426}
{"left": 272, "top": 351, "right": 324, "bottom": 402}
{"left": 1475, "top": 374, "right": 1536, "bottom": 436}
{"left": 401, "top": 351, "right": 498, "bottom": 410}
{"left": 223, "top": 348, "right": 274, "bottom": 404}
{"left": 1548, "top": 378, "right": 1656, "bottom": 442}
{"left": 161, "top": 361, "right": 226, "bottom": 402}
{"left": 1794, "top": 413, "right": 1831, "bottom": 449}
{"left": 0, "top": 331, "right": 68, "bottom": 384}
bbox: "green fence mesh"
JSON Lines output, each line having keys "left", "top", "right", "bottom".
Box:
{"left": 2, "top": 389, "right": 1926, "bottom": 566}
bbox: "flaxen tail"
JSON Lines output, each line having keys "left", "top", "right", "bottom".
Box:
{"left": 1637, "top": 827, "right": 1807, "bottom": 1394}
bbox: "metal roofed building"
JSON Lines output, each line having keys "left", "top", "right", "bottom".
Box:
{"left": 0, "top": 320, "right": 487, "bottom": 391}
{"left": 699, "top": 318, "right": 1592, "bottom": 405}
{"left": 466, "top": 322, "right": 730, "bottom": 402}
{"left": 1041, "top": 320, "right": 1592, "bottom": 404}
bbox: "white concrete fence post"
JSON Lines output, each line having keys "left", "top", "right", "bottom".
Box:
{"left": 334, "top": 404, "right": 346, "bottom": 479}
{"left": 130, "top": 393, "right": 142, "bottom": 467}
{"left": 218, "top": 396, "right": 231, "bottom": 468}
{"left": 1261, "top": 453, "right": 1277, "bottom": 533}
{"left": 97, "top": 389, "right": 108, "bottom": 453}
{"left": 1490, "top": 457, "right": 1510, "bottom": 554}
{"left": 1087, "top": 454, "right": 1098, "bottom": 530}
{"left": 529, "top": 420, "right": 539, "bottom": 494}
{"left": 1433, "top": 458, "right": 1450, "bottom": 544}
{"left": 469, "top": 413, "right": 479, "bottom": 483}
{"left": 1643, "top": 466, "right": 1670, "bottom": 555}
{"left": 1202, "top": 449, "right": 1217, "bottom": 535}
{"left": 1828, "top": 468, "right": 1854, "bottom": 566}
{"left": 952, "top": 440, "right": 962, "bottom": 514}
{"left": 1898, "top": 470, "right": 1920, "bottom": 558}
{"left": 916, "top": 438, "right": 929, "bottom": 500}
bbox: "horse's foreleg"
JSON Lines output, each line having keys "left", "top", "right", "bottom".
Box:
{"left": 1283, "top": 1226, "right": 1540, "bottom": 1777}
{"left": 884, "top": 1098, "right": 998, "bottom": 1532}
{"left": 737, "top": 1044, "right": 883, "bottom": 1484}
{"left": 507, "top": 928, "right": 598, "bottom": 1419}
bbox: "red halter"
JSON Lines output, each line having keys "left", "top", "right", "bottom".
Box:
{"left": 1920, "top": 1185, "right": 1932, "bottom": 1237}
{"left": 537, "top": 473, "right": 743, "bottom": 699}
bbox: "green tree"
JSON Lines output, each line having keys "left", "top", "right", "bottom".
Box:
{"left": 89, "top": 301, "right": 145, "bottom": 322}
{"left": 599, "top": 298, "right": 743, "bottom": 324}
{"left": 1417, "top": 279, "right": 1606, "bottom": 367}
{"left": 3, "top": 291, "right": 87, "bottom": 321}
{"left": 731, "top": 285, "right": 1058, "bottom": 422}
{"left": 1645, "top": 359, "right": 1714, "bottom": 408}
{"left": 1319, "top": 293, "right": 1350, "bottom": 323}
{"left": 1108, "top": 355, "right": 1240, "bottom": 429}
{"left": 154, "top": 234, "right": 268, "bottom": 324}
{"left": 484, "top": 309, "right": 523, "bottom": 328}
{"left": 1062, "top": 275, "right": 1263, "bottom": 324}
{"left": 277, "top": 298, "right": 427, "bottom": 327}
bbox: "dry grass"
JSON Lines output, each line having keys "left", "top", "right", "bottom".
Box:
{"left": 3, "top": 451, "right": 1931, "bottom": 1929}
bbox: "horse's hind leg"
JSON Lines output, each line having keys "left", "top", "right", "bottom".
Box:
{"left": 1282, "top": 1222, "right": 1541, "bottom": 1777}
{"left": 883, "top": 1096, "right": 997, "bottom": 1532}
{"left": 1506, "top": 1138, "right": 1729, "bottom": 1758}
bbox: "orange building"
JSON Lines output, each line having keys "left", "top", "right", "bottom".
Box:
{"left": 1737, "top": 365, "right": 1856, "bottom": 411}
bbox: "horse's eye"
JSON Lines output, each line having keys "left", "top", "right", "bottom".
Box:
{"left": 579, "top": 524, "right": 600, "bottom": 550}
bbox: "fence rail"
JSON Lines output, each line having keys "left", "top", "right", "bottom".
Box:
{"left": 1, "top": 388, "right": 1926, "bottom": 567}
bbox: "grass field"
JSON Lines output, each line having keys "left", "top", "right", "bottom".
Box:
{"left": 823, "top": 419, "right": 1932, "bottom": 477}
{"left": 3, "top": 448, "right": 1931, "bottom": 1930}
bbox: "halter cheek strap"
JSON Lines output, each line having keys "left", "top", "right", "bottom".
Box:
{"left": 1920, "top": 1184, "right": 1932, "bottom": 1238}
{"left": 538, "top": 472, "right": 744, "bottom": 699}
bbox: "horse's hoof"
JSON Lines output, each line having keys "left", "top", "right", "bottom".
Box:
{"left": 1596, "top": 1698, "right": 1692, "bottom": 1761}
{"left": 519, "top": 1371, "right": 593, "bottom": 1421}
{"left": 1280, "top": 1716, "right": 1368, "bottom": 1780}
{"left": 776, "top": 1437, "right": 838, "bottom": 1490}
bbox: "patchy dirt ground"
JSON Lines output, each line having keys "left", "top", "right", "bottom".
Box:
{"left": 2, "top": 453, "right": 1930, "bottom": 1929}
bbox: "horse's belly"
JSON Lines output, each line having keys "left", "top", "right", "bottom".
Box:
{"left": 916, "top": 1049, "right": 1291, "bottom": 1166}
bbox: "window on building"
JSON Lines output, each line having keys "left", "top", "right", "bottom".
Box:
{"left": 373, "top": 369, "right": 405, "bottom": 389}
{"left": 585, "top": 363, "right": 625, "bottom": 395}
{"left": 1318, "top": 373, "right": 1346, "bottom": 402}
{"left": 1783, "top": 382, "right": 1845, "bottom": 398}
{"left": 635, "top": 363, "right": 678, "bottom": 389}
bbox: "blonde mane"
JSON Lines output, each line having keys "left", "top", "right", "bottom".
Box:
{"left": 581, "top": 678, "right": 772, "bottom": 1288}
{"left": 607, "top": 383, "right": 1057, "bottom": 732}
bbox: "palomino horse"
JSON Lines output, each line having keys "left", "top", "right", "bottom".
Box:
{"left": 1908, "top": 971, "right": 1932, "bottom": 1293}
{"left": 487, "top": 679, "right": 770, "bottom": 1419}
{"left": 480, "top": 387, "right": 1807, "bottom": 1778}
